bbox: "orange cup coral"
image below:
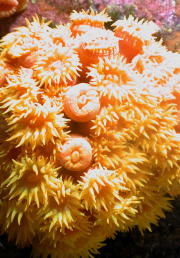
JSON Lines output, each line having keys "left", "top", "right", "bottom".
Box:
{"left": 70, "top": 8, "right": 111, "bottom": 36}
{"left": 63, "top": 83, "right": 100, "bottom": 122}
{"left": 113, "top": 15, "right": 159, "bottom": 62}
{"left": 0, "top": 9, "right": 179, "bottom": 258}
{"left": 58, "top": 135, "right": 92, "bottom": 171}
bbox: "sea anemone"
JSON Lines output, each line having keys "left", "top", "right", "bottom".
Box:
{"left": 63, "top": 83, "right": 100, "bottom": 122}
{"left": 33, "top": 45, "right": 81, "bottom": 89}
{"left": 79, "top": 168, "right": 125, "bottom": 212}
{"left": 0, "top": 199, "right": 37, "bottom": 247}
{"left": 0, "top": 15, "right": 52, "bottom": 67}
{"left": 49, "top": 24, "right": 73, "bottom": 47}
{"left": 87, "top": 55, "right": 141, "bottom": 104}
{"left": 37, "top": 177, "right": 82, "bottom": 233}
{"left": 94, "top": 193, "right": 140, "bottom": 234}
{"left": 1, "top": 154, "right": 60, "bottom": 208}
{"left": 70, "top": 8, "right": 112, "bottom": 36}
{"left": 75, "top": 28, "right": 119, "bottom": 78}
{"left": 113, "top": 15, "right": 160, "bottom": 62}
{"left": 90, "top": 105, "right": 120, "bottom": 137}
{"left": 0, "top": 68, "right": 40, "bottom": 111}
{"left": 115, "top": 147, "right": 152, "bottom": 191}
{"left": 58, "top": 135, "right": 92, "bottom": 171}
{"left": 131, "top": 41, "right": 174, "bottom": 86}
{"left": 5, "top": 97, "right": 69, "bottom": 149}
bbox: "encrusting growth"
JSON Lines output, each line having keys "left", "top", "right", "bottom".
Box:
{"left": 0, "top": 8, "right": 179, "bottom": 258}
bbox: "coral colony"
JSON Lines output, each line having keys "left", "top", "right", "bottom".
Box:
{"left": 0, "top": 8, "right": 179, "bottom": 258}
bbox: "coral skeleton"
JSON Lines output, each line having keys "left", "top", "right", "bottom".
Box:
{"left": 0, "top": 9, "right": 179, "bottom": 258}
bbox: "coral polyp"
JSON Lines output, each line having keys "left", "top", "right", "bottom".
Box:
{"left": 0, "top": 9, "right": 179, "bottom": 258}
{"left": 75, "top": 28, "right": 119, "bottom": 77}
{"left": 63, "top": 83, "right": 100, "bottom": 122}
{"left": 88, "top": 55, "right": 141, "bottom": 104}
{"left": 58, "top": 135, "right": 92, "bottom": 171}
{"left": 34, "top": 45, "right": 81, "bottom": 88}
{"left": 1, "top": 154, "right": 59, "bottom": 208}
{"left": 79, "top": 168, "right": 123, "bottom": 212}
{"left": 70, "top": 8, "right": 112, "bottom": 36}
{"left": 113, "top": 15, "right": 160, "bottom": 62}
{"left": 0, "top": 199, "right": 37, "bottom": 247}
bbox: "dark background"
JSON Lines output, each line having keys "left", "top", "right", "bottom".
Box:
{"left": 0, "top": 199, "right": 180, "bottom": 258}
